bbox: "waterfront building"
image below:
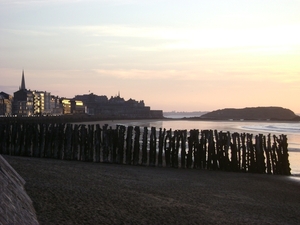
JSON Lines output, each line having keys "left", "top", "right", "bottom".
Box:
{"left": 0, "top": 92, "right": 13, "bottom": 116}
{"left": 13, "top": 70, "right": 52, "bottom": 116}
{"left": 61, "top": 98, "right": 85, "bottom": 114}
{"left": 32, "top": 90, "right": 51, "bottom": 115}
{"left": 50, "top": 95, "right": 63, "bottom": 115}
{"left": 74, "top": 93, "right": 163, "bottom": 119}
{"left": 13, "top": 70, "right": 34, "bottom": 116}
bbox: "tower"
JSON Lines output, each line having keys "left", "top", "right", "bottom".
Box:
{"left": 20, "top": 70, "right": 26, "bottom": 90}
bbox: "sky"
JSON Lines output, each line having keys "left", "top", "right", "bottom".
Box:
{"left": 1, "top": 0, "right": 300, "bottom": 113}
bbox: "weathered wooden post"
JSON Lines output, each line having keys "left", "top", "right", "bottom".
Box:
{"left": 255, "top": 134, "right": 265, "bottom": 173}
{"left": 64, "top": 123, "right": 73, "bottom": 160}
{"left": 0, "top": 124, "right": 8, "bottom": 155}
{"left": 271, "top": 135, "right": 278, "bottom": 174}
{"left": 157, "top": 128, "right": 165, "bottom": 167}
{"left": 149, "top": 127, "right": 157, "bottom": 167}
{"left": 164, "top": 129, "right": 172, "bottom": 167}
{"left": 240, "top": 133, "right": 247, "bottom": 172}
{"left": 87, "top": 125, "right": 95, "bottom": 162}
{"left": 5, "top": 123, "right": 12, "bottom": 155}
{"left": 0, "top": 124, "right": 4, "bottom": 154}
{"left": 117, "top": 125, "right": 126, "bottom": 164}
{"left": 102, "top": 124, "right": 109, "bottom": 163}
{"left": 59, "top": 123, "right": 66, "bottom": 159}
{"left": 44, "top": 123, "right": 51, "bottom": 158}
{"left": 79, "top": 124, "right": 87, "bottom": 161}
{"left": 180, "top": 130, "right": 187, "bottom": 169}
{"left": 171, "top": 130, "right": 179, "bottom": 168}
{"left": 264, "top": 134, "right": 272, "bottom": 174}
{"left": 126, "top": 126, "right": 133, "bottom": 165}
{"left": 231, "top": 133, "right": 239, "bottom": 172}
{"left": 38, "top": 123, "right": 45, "bottom": 158}
{"left": 94, "top": 124, "right": 101, "bottom": 163}
{"left": 279, "top": 135, "right": 291, "bottom": 175}
{"left": 32, "top": 123, "right": 40, "bottom": 157}
{"left": 187, "top": 130, "right": 194, "bottom": 169}
{"left": 141, "top": 127, "right": 148, "bottom": 166}
{"left": 247, "top": 134, "right": 254, "bottom": 173}
{"left": 10, "top": 123, "right": 18, "bottom": 156}
{"left": 111, "top": 128, "right": 118, "bottom": 163}
{"left": 133, "top": 126, "right": 140, "bottom": 165}
{"left": 72, "top": 124, "right": 80, "bottom": 160}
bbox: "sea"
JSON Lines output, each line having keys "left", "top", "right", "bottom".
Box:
{"left": 80, "top": 117, "right": 300, "bottom": 177}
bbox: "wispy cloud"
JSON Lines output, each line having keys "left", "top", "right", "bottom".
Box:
{"left": 61, "top": 24, "right": 300, "bottom": 51}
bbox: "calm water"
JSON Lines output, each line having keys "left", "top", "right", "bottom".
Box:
{"left": 80, "top": 119, "right": 300, "bottom": 176}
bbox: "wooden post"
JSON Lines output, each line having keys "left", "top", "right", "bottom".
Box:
{"left": 141, "top": 127, "right": 148, "bottom": 166}
{"left": 94, "top": 124, "right": 101, "bottom": 163}
{"left": 164, "top": 129, "right": 172, "bottom": 167}
{"left": 231, "top": 133, "right": 239, "bottom": 172}
{"left": 88, "top": 125, "right": 95, "bottom": 162}
{"left": 255, "top": 134, "right": 265, "bottom": 173}
{"left": 241, "top": 133, "right": 246, "bottom": 172}
{"left": 38, "top": 123, "right": 45, "bottom": 158}
{"left": 172, "top": 130, "right": 179, "bottom": 168}
{"left": 158, "top": 128, "right": 165, "bottom": 167}
{"left": 117, "top": 125, "right": 126, "bottom": 164}
{"left": 79, "top": 124, "right": 87, "bottom": 161}
{"left": 64, "top": 124, "right": 73, "bottom": 160}
{"left": 126, "top": 126, "right": 133, "bottom": 165}
{"left": 133, "top": 126, "right": 140, "bottom": 165}
{"left": 265, "top": 134, "right": 272, "bottom": 174}
{"left": 32, "top": 123, "right": 40, "bottom": 157}
{"left": 280, "top": 135, "right": 291, "bottom": 175}
{"left": 149, "top": 127, "right": 157, "bottom": 167}
{"left": 111, "top": 128, "right": 118, "bottom": 163}
{"left": 180, "top": 130, "right": 187, "bottom": 169}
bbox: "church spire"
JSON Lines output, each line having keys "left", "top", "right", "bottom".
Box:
{"left": 20, "top": 69, "right": 26, "bottom": 90}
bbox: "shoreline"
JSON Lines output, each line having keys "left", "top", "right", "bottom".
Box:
{"left": 4, "top": 155, "right": 300, "bottom": 225}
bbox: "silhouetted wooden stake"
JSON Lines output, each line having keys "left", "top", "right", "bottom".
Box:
{"left": 164, "top": 129, "right": 172, "bottom": 167}
{"left": 180, "top": 130, "right": 187, "bottom": 169}
{"left": 126, "top": 126, "right": 133, "bottom": 165}
{"left": 142, "top": 127, "right": 148, "bottom": 166}
{"left": 0, "top": 120, "right": 293, "bottom": 175}
{"left": 94, "top": 124, "right": 101, "bottom": 163}
{"left": 80, "top": 124, "right": 86, "bottom": 161}
{"left": 133, "top": 126, "right": 140, "bottom": 165}
{"left": 117, "top": 125, "right": 126, "bottom": 164}
{"left": 149, "top": 127, "right": 157, "bottom": 167}
{"left": 158, "top": 128, "right": 165, "bottom": 167}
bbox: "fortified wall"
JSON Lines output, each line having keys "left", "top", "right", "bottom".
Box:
{"left": 0, "top": 155, "right": 39, "bottom": 225}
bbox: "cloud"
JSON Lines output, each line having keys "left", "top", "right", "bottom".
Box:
{"left": 61, "top": 24, "right": 300, "bottom": 51}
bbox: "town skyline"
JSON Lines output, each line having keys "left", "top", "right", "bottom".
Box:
{"left": 1, "top": 1, "right": 300, "bottom": 113}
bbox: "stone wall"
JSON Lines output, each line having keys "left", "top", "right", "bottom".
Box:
{"left": 0, "top": 155, "right": 39, "bottom": 225}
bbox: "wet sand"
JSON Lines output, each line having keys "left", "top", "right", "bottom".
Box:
{"left": 4, "top": 155, "right": 300, "bottom": 225}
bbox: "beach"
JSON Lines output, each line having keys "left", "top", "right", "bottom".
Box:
{"left": 4, "top": 155, "right": 300, "bottom": 225}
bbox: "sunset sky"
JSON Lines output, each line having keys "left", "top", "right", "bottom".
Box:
{"left": 1, "top": 0, "right": 300, "bottom": 113}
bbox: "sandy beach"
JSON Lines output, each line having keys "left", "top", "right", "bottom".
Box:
{"left": 4, "top": 155, "right": 300, "bottom": 225}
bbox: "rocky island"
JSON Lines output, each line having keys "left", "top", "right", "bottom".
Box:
{"left": 199, "top": 106, "right": 300, "bottom": 121}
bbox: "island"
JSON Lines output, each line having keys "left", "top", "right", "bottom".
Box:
{"left": 199, "top": 106, "right": 300, "bottom": 121}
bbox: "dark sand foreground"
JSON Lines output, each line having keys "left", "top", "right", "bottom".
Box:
{"left": 4, "top": 155, "right": 300, "bottom": 225}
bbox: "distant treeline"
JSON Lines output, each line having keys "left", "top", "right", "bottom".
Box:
{"left": 0, "top": 121, "right": 291, "bottom": 175}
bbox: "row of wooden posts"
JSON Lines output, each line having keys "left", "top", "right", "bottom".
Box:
{"left": 0, "top": 122, "right": 291, "bottom": 175}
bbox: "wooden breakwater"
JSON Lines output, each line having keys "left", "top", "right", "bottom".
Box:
{"left": 0, "top": 122, "right": 291, "bottom": 175}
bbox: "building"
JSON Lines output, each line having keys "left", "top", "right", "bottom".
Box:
{"left": 32, "top": 90, "right": 51, "bottom": 115}
{"left": 61, "top": 98, "right": 85, "bottom": 114}
{"left": 74, "top": 93, "right": 163, "bottom": 119}
{"left": 50, "top": 95, "right": 63, "bottom": 115}
{"left": 13, "top": 70, "right": 52, "bottom": 116}
{"left": 13, "top": 70, "right": 34, "bottom": 116}
{"left": 0, "top": 92, "right": 13, "bottom": 116}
